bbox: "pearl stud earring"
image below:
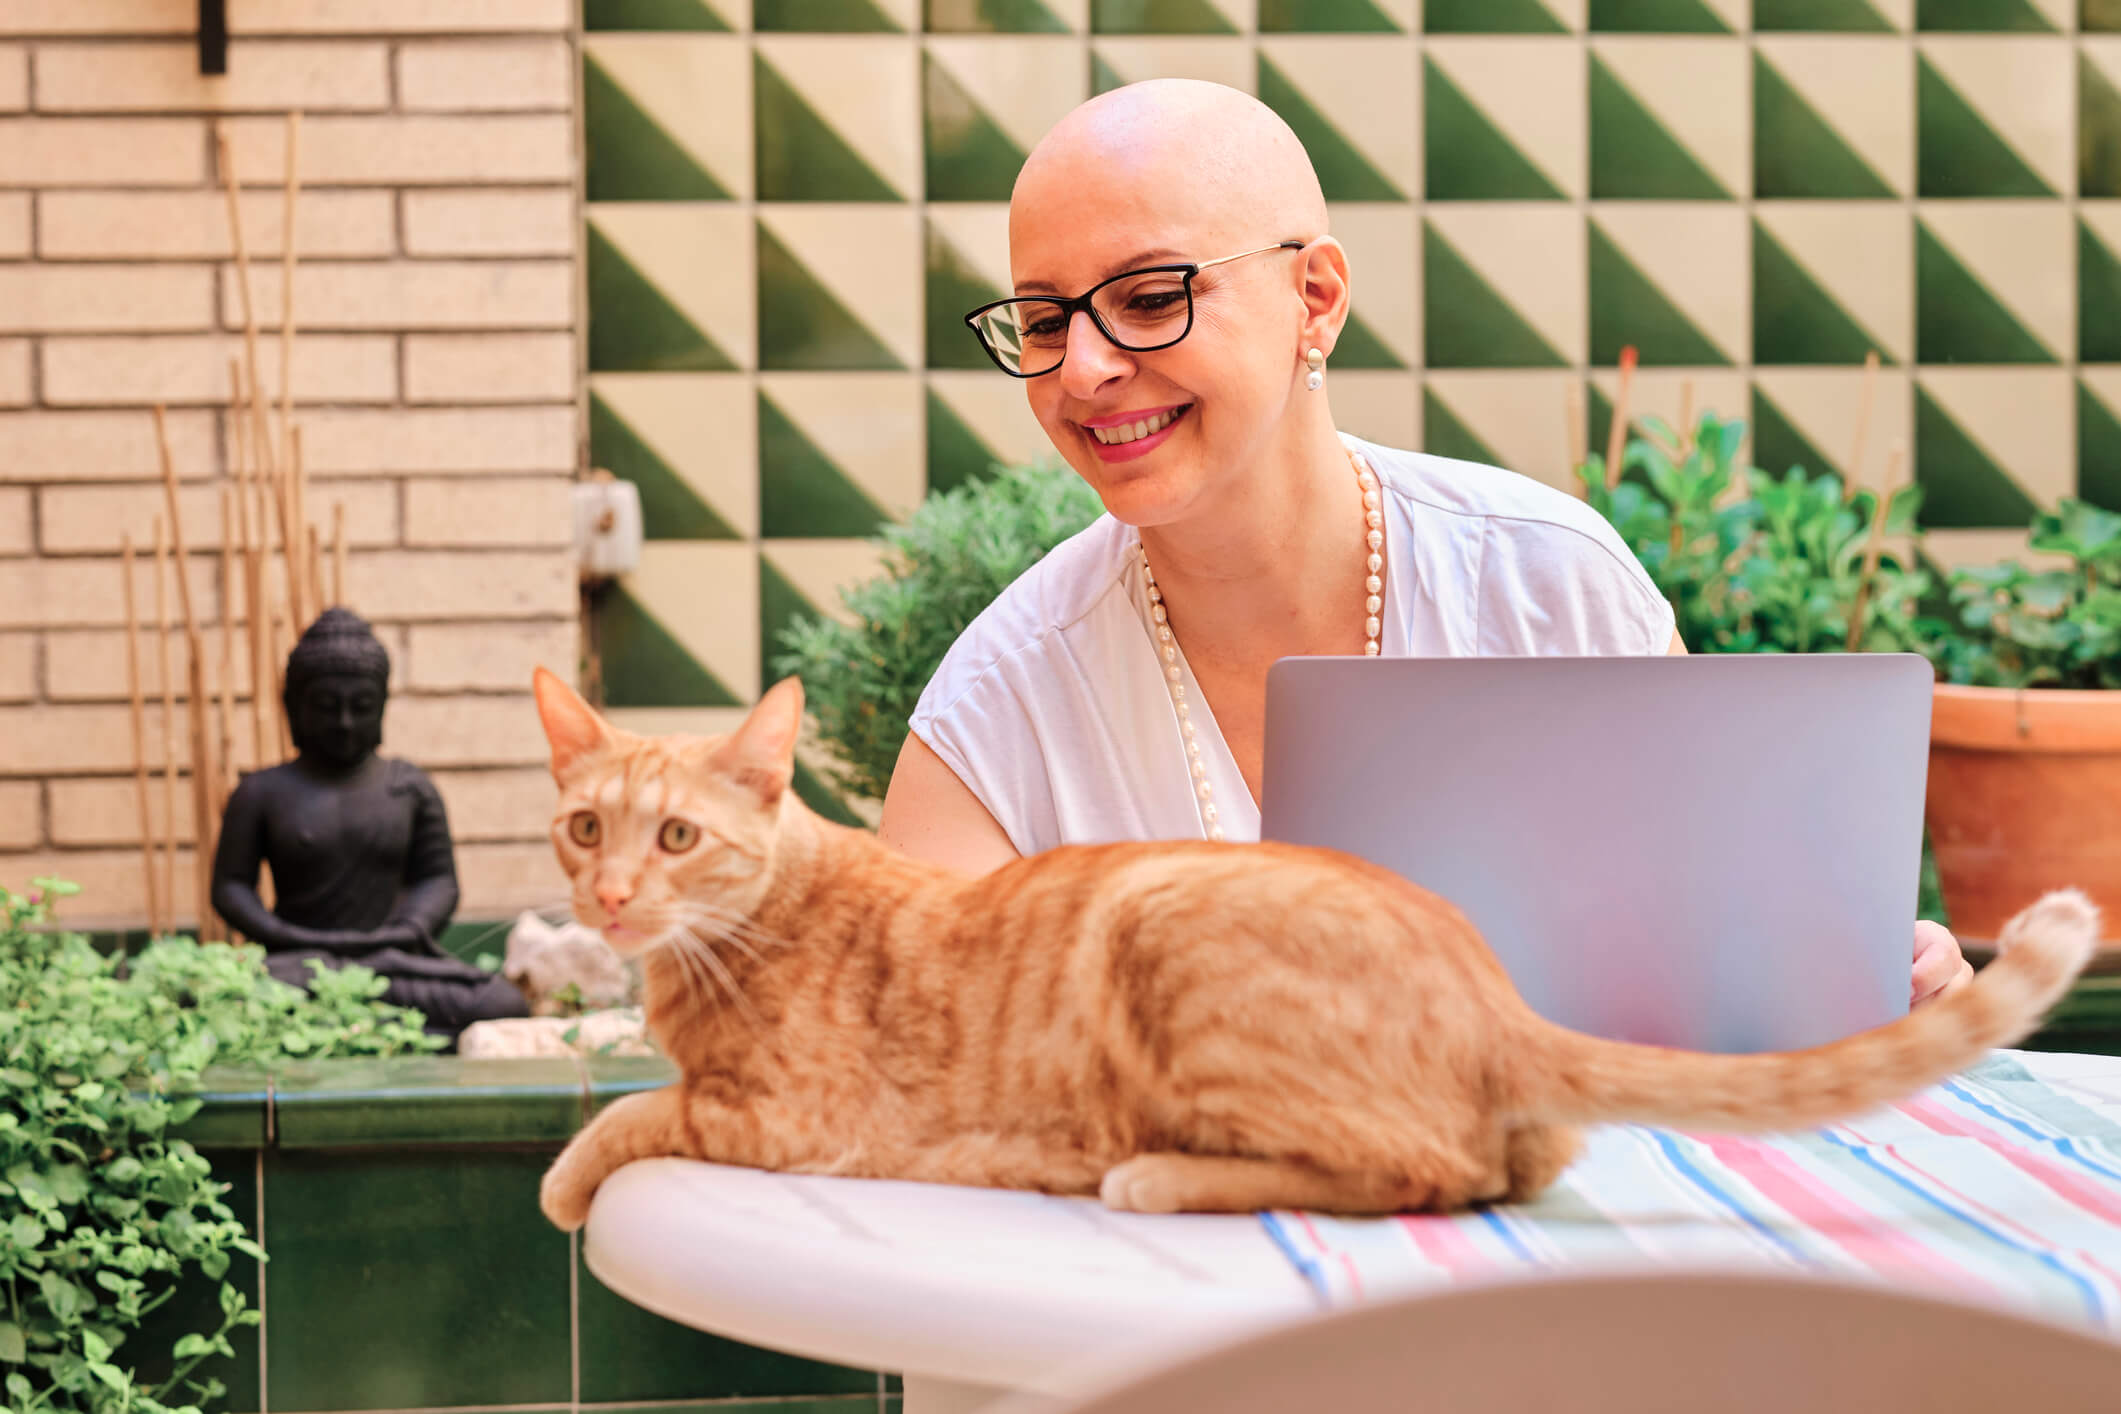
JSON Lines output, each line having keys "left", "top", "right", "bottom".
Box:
{"left": 1305, "top": 347, "right": 1326, "bottom": 391}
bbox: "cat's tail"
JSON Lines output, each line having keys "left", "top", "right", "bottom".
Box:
{"left": 1512, "top": 889, "right": 2100, "bottom": 1133}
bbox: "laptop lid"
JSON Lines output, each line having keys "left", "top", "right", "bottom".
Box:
{"left": 1259, "top": 655, "right": 1933, "bottom": 1054}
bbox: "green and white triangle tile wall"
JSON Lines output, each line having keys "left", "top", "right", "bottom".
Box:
{"left": 586, "top": 0, "right": 2121, "bottom": 818}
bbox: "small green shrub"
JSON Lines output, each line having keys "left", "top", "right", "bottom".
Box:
{"left": 0, "top": 881, "right": 439, "bottom": 1414}
{"left": 774, "top": 460, "right": 1104, "bottom": 801}
{"left": 1927, "top": 499, "right": 2121, "bottom": 691}
{"left": 1577, "top": 413, "right": 1932, "bottom": 655}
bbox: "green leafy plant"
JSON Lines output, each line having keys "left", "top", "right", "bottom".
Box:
{"left": 1927, "top": 499, "right": 2121, "bottom": 691}
{"left": 1577, "top": 413, "right": 1931, "bottom": 656}
{"left": 774, "top": 460, "right": 1105, "bottom": 801}
{"left": 1, "top": 881, "right": 440, "bottom": 1414}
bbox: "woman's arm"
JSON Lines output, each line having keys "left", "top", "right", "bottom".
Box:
{"left": 877, "top": 732, "right": 1021, "bottom": 878}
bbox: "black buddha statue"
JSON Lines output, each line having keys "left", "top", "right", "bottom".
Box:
{"left": 211, "top": 608, "right": 528, "bottom": 1046}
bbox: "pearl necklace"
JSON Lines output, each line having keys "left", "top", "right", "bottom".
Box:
{"left": 1138, "top": 448, "right": 1384, "bottom": 842}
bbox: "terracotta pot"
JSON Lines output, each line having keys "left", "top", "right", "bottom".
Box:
{"left": 1926, "top": 683, "right": 2121, "bottom": 945}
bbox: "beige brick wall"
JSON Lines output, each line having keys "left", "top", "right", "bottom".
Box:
{"left": 0, "top": 4, "right": 582, "bottom": 928}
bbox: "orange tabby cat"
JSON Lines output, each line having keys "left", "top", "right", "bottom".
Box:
{"left": 531, "top": 668, "right": 2098, "bottom": 1232}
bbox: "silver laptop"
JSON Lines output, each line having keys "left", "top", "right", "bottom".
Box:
{"left": 1260, "top": 655, "right": 1933, "bottom": 1054}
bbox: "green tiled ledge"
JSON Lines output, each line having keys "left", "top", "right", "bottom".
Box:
{"left": 175, "top": 1053, "right": 681, "bottom": 1149}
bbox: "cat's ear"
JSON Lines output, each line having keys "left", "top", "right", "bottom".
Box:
{"left": 719, "top": 676, "right": 805, "bottom": 805}
{"left": 532, "top": 666, "right": 613, "bottom": 780}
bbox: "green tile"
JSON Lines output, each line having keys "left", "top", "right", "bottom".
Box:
{"left": 1917, "top": 56, "right": 2055, "bottom": 197}
{"left": 1917, "top": 0, "right": 2057, "bottom": 28}
{"left": 2093, "top": 0, "right": 2121, "bottom": 31}
{"left": 1589, "top": 55, "right": 1732, "bottom": 200}
{"left": 794, "top": 753, "right": 870, "bottom": 826}
{"left": 1752, "top": 384, "right": 1846, "bottom": 480}
{"left": 758, "top": 223, "right": 906, "bottom": 370}
{"left": 926, "top": 226, "right": 1006, "bottom": 370}
{"left": 1753, "top": 219, "right": 1894, "bottom": 365}
{"left": 926, "top": 388, "right": 1007, "bottom": 493}
{"left": 589, "top": 222, "right": 741, "bottom": 372}
{"left": 578, "top": 1254, "right": 878, "bottom": 1401}
{"left": 601, "top": 584, "right": 745, "bottom": 708}
{"left": 1260, "top": 0, "right": 1402, "bottom": 29}
{"left": 755, "top": 55, "right": 904, "bottom": 202}
{"left": 1422, "top": 222, "right": 1567, "bottom": 368}
{"left": 1914, "top": 383, "right": 2040, "bottom": 527}
{"left": 924, "top": 52, "right": 1030, "bottom": 202}
{"left": 586, "top": 58, "right": 733, "bottom": 202}
{"left": 271, "top": 1057, "right": 584, "bottom": 1147}
{"left": 1090, "top": 49, "right": 1128, "bottom": 94}
{"left": 757, "top": 0, "right": 904, "bottom": 27}
{"left": 263, "top": 1148, "right": 571, "bottom": 1411}
{"left": 1423, "top": 0, "right": 1569, "bottom": 30}
{"left": 2080, "top": 381, "right": 2121, "bottom": 510}
{"left": 1090, "top": 0, "right": 1238, "bottom": 32}
{"left": 759, "top": 392, "right": 894, "bottom": 536}
{"left": 761, "top": 555, "right": 824, "bottom": 719}
{"left": 124, "top": 1149, "right": 261, "bottom": 1413}
{"left": 1589, "top": 220, "right": 1730, "bottom": 366}
{"left": 1257, "top": 55, "right": 1405, "bottom": 201}
{"left": 586, "top": 0, "right": 733, "bottom": 28}
{"left": 1589, "top": 0, "right": 1732, "bottom": 30}
{"left": 1754, "top": 53, "right": 1896, "bottom": 198}
{"left": 1916, "top": 221, "right": 2055, "bottom": 364}
{"left": 926, "top": 0, "right": 1074, "bottom": 30}
{"left": 2085, "top": 55, "right": 2121, "bottom": 199}
{"left": 170, "top": 1066, "right": 271, "bottom": 1148}
{"left": 1332, "top": 310, "right": 1408, "bottom": 369}
{"left": 2086, "top": 222, "right": 2121, "bottom": 362}
{"left": 1755, "top": 0, "right": 1898, "bottom": 27}
{"left": 592, "top": 391, "right": 745, "bottom": 540}
{"left": 1424, "top": 57, "right": 1567, "bottom": 201}
{"left": 1421, "top": 387, "right": 1504, "bottom": 466}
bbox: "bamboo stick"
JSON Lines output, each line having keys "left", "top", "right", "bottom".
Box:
{"left": 307, "top": 522, "right": 323, "bottom": 616}
{"left": 1845, "top": 441, "right": 1907, "bottom": 653}
{"left": 1846, "top": 349, "right": 1880, "bottom": 499}
{"left": 217, "top": 484, "right": 238, "bottom": 795}
{"left": 121, "top": 535, "right": 163, "bottom": 941}
{"left": 186, "top": 649, "right": 218, "bottom": 942}
{"left": 331, "top": 502, "right": 346, "bottom": 608}
{"left": 231, "top": 358, "right": 269, "bottom": 768}
{"left": 1605, "top": 346, "right": 1637, "bottom": 492}
{"left": 152, "top": 517, "right": 177, "bottom": 933}
{"left": 268, "top": 602, "right": 293, "bottom": 760}
{"left": 278, "top": 111, "right": 302, "bottom": 484}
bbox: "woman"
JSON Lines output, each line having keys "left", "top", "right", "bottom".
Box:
{"left": 878, "top": 78, "right": 1970, "bottom": 1009}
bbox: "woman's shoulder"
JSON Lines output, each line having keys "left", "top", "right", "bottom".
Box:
{"left": 914, "top": 511, "right": 1134, "bottom": 721}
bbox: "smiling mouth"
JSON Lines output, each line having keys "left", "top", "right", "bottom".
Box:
{"left": 1084, "top": 405, "right": 1191, "bottom": 446}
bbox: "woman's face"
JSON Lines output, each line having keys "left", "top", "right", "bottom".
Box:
{"left": 1007, "top": 167, "right": 1317, "bottom": 529}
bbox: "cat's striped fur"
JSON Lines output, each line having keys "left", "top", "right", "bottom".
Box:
{"left": 532, "top": 669, "right": 2098, "bottom": 1230}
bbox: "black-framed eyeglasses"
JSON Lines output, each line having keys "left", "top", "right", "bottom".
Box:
{"left": 962, "top": 241, "right": 1306, "bottom": 379}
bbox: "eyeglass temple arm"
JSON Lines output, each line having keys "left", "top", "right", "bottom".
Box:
{"left": 1192, "top": 239, "right": 1307, "bottom": 272}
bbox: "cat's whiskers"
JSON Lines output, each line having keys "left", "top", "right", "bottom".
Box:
{"left": 676, "top": 907, "right": 769, "bottom": 967}
{"left": 665, "top": 924, "right": 763, "bottom": 1030}
{"left": 679, "top": 902, "right": 791, "bottom": 957}
{"left": 450, "top": 899, "right": 577, "bottom": 955}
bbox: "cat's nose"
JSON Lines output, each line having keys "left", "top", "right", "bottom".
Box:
{"left": 595, "top": 880, "right": 634, "bottom": 915}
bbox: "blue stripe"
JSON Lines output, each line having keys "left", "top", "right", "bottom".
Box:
{"left": 1647, "top": 1130, "right": 1816, "bottom": 1266}
{"left": 1257, "top": 1212, "right": 1335, "bottom": 1307}
{"left": 1944, "top": 1079, "right": 2121, "bottom": 1187}
{"left": 1819, "top": 1129, "right": 2107, "bottom": 1324}
{"left": 1475, "top": 1207, "right": 1543, "bottom": 1266}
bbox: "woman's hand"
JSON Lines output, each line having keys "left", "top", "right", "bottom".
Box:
{"left": 1912, "top": 920, "right": 1974, "bottom": 1008}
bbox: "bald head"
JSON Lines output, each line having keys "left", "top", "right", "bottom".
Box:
{"left": 1011, "top": 80, "right": 1327, "bottom": 271}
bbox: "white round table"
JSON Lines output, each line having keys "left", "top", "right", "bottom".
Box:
{"left": 583, "top": 1160, "right": 1318, "bottom": 1413}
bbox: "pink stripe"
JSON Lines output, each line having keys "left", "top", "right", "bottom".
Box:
{"left": 1877, "top": 1140, "right": 2121, "bottom": 1295}
{"left": 1395, "top": 1214, "right": 1487, "bottom": 1275}
{"left": 1898, "top": 1098, "right": 2121, "bottom": 1261}
{"left": 1697, "top": 1135, "right": 1980, "bottom": 1290}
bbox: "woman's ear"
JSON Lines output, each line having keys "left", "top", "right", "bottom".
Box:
{"left": 1295, "top": 236, "right": 1353, "bottom": 360}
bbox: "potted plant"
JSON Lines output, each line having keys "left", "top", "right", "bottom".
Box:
{"left": 1922, "top": 500, "right": 2121, "bottom": 946}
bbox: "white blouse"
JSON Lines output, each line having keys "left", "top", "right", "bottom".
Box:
{"left": 907, "top": 433, "right": 1677, "bottom": 856}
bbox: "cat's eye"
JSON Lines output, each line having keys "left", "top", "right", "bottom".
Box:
{"left": 567, "top": 811, "right": 601, "bottom": 848}
{"left": 658, "top": 818, "right": 700, "bottom": 853}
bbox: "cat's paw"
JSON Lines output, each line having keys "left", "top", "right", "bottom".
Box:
{"left": 1098, "top": 1156, "right": 1186, "bottom": 1214}
{"left": 539, "top": 1160, "right": 597, "bottom": 1232}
